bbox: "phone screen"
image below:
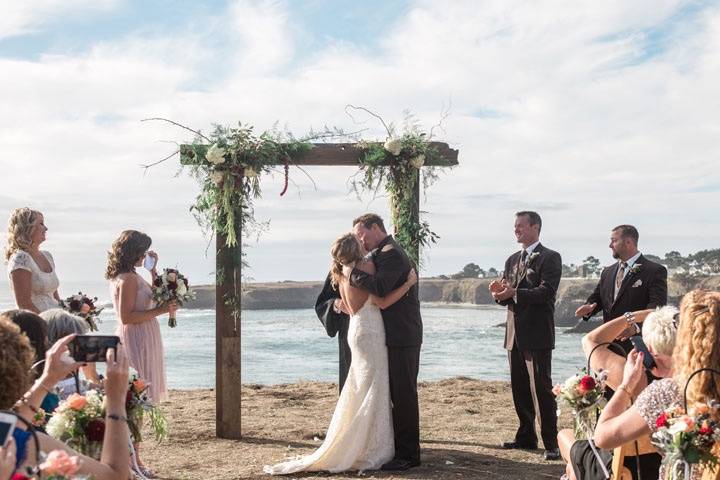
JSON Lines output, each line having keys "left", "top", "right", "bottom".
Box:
{"left": 143, "top": 255, "right": 156, "bottom": 271}
{"left": 630, "top": 335, "right": 657, "bottom": 370}
{"left": 0, "top": 420, "right": 15, "bottom": 446}
{"left": 69, "top": 335, "right": 120, "bottom": 363}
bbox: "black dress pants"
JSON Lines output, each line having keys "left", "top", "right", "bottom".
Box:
{"left": 509, "top": 347, "right": 558, "bottom": 449}
{"left": 388, "top": 345, "right": 421, "bottom": 462}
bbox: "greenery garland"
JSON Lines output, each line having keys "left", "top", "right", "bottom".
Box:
{"left": 351, "top": 113, "right": 445, "bottom": 266}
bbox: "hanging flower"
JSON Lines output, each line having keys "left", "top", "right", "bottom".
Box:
{"left": 244, "top": 167, "right": 258, "bottom": 178}
{"left": 210, "top": 171, "right": 225, "bottom": 185}
{"left": 410, "top": 154, "right": 425, "bottom": 168}
{"left": 383, "top": 137, "right": 402, "bottom": 156}
{"left": 206, "top": 144, "right": 227, "bottom": 165}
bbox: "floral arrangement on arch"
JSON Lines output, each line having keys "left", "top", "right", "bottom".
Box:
{"left": 553, "top": 368, "right": 608, "bottom": 438}
{"left": 652, "top": 400, "right": 720, "bottom": 480}
{"left": 58, "top": 292, "right": 104, "bottom": 331}
{"left": 46, "top": 391, "right": 106, "bottom": 460}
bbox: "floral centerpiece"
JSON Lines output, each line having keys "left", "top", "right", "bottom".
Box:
{"left": 151, "top": 268, "right": 195, "bottom": 327}
{"left": 46, "top": 391, "right": 106, "bottom": 460}
{"left": 126, "top": 373, "right": 167, "bottom": 442}
{"left": 553, "top": 368, "right": 608, "bottom": 437}
{"left": 59, "top": 292, "right": 104, "bottom": 331}
{"left": 652, "top": 401, "right": 720, "bottom": 480}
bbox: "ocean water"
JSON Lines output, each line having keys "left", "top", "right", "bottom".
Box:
{"left": 0, "top": 281, "right": 588, "bottom": 389}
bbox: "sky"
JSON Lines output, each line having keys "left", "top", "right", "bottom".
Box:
{"left": 1, "top": 0, "right": 719, "bottom": 286}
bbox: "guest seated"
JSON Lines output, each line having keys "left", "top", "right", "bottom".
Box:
{"left": 558, "top": 306, "right": 678, "bottom": 480}
{"left": 593, "top": 290, "right": 720, "bottom": 480}
{"left": 0, "top": 313, "right": 130, "bottom": 480}
{"left": 42, "top": 308, "right": 101, "bottom": 389}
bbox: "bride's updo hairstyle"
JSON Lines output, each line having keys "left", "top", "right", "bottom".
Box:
{"left": 5, "top": 207, "right": 42, "bottom": 261}
{"left": 105, "top": 230, "right": 152, "bottom": 280}
{"left": 330, "top": 233, "right": 364, "bottom": 289}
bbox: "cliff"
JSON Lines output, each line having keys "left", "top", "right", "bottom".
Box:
{"left": 186, "top": 276, "right": 720, "bottom": 328}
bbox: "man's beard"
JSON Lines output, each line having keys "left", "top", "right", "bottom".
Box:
{"left": 612, "top": 251, "right": 620, "bottom": 259}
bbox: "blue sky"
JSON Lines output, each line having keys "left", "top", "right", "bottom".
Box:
{"left": 1, "top": 0, "right": 719, "bottom": 285}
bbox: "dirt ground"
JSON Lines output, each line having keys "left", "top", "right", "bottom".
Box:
{"left": 141, "top": 377, "right": 572, "bottom": 480}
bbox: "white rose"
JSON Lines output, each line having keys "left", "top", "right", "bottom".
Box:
{"left": 383, "top": 138, "right": 402, "bottom": 156}
{"left": 177, "top": 282, "right": 187, "bottom": 296}
{"left": 244, "top": 167, "right": 258, "bottom": 178}
{"left": 410, "top": 154, "right": 425, "bottom": 168}
{"left": 205, "top": 144, "right": 226, "bottom": 165}
{"left": 210, "top": 171, "right": 225, "bottom": 185}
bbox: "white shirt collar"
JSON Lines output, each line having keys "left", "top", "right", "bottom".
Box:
{"left": 523, "top": 241, "right": 541, "bottom": 255}
{"left": 622, "top": 252, "right": 642, "bottom": 267}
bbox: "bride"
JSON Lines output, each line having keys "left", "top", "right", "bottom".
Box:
{"left": 264, "top": 233, "right": 418, "bottom": 475}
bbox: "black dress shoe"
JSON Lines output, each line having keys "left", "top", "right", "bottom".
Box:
{"left": 380, "top": 458, "right": 421, "bottom": 471}
{"left": 543, "top": 448, "right": 561, "bottom": 461}
{"left": 501, "top": 440, "right": 538, "bottom": 450}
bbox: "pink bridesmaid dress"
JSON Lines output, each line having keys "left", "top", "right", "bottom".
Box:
{"left": 111, "top": 272, "right": 167, "bottom": 402}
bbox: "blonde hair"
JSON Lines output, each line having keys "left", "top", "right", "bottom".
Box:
{"left": 642, "top": 306, "right": 679, "bottom": 356}
{"left": 330, "top": 233, "right": 364, "bottom": 289}
{"left": 672, "top": 290, "right": 720, "bottom": 406}
{"left": 5, "top": 207, "right": 42, "bottom": 261}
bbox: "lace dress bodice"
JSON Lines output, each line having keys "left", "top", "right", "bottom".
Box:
{"left": 7, "top": 249, "right": 60, "bottom": 312}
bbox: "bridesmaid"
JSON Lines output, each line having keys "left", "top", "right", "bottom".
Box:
{"left": 105, "top": 230, "right": 176, "bottom": 477}
{"left": 5, "top": 208, "right": 61, "bottom": 313}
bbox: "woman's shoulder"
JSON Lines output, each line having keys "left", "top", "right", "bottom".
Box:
{"left": 114, "top": 272, "right": 141, "bottom": 284}
{"left": 634, "top": 378, "right": 681, "bottom": 431}
{"left": 8, "top": 249, "right": 32, "bottom": 271}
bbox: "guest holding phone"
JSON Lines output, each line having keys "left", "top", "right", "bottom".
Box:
{"left": 106, "top": 230, "right": 176, "bottom": 477}
{"left": 5, "top": 208, "right": 61, "bottom": 313}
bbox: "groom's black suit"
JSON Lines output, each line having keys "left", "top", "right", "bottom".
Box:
{"left": 350, "top": 235, "right": 422, "bottom": 464}
{"left": 498, "top": 243, "right": 560, "bottom": 450}
{"left": 315, "top": 273, "right": 351, "bottom": 392}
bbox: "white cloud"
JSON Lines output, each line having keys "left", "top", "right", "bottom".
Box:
{"left": 1, "top": 0, "right": 719, "bottom": 285}
{"left": 0, "top": 0, "right": 121, "bottom": 39}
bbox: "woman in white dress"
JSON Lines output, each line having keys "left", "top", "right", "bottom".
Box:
{"left": 264, "top": 233, "right": 418, "bottom": 475}
{"left": 5, "top": 208, "right": 60, "bottom": 313}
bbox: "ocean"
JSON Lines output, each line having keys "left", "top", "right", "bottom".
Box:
{"left": 0, "top": 281, "right": 588, "bottom": 389}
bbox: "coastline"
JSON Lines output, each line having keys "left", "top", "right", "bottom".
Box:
{"left": 142, "top": 377, "right": 570, "bottom": 479}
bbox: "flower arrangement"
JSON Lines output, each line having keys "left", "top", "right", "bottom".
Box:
{"left": 58, "top": 292, "right": 104, "bottom": 331}
{"left": 46, "top": 391, "right": 106, "bottom": 460}
{"left": 350, "top": 109, "right": 449, "bottom": 266}
{"left": 553, "top": 368, "right": 608, "bottom": 437}
{"left": 126, "top": 373, "right": 167, "bottom": 443}
{"left": 38, "top": 450, "right": 84, "bottom": 479}
{"left": 151, "top": 268, "right": 195, "bottom": 327}
{"left": 652, "top": 401, "right": 720, "bottom": 480}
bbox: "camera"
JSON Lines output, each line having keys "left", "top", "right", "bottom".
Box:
{"left": 69, "top": 335, "right": 121, "bottom": 363}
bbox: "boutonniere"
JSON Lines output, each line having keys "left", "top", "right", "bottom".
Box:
{"left": 632, "top": 279, "right": 643, "bottom": 288}
{"left": 629, "top": 263, "right": 641, "bottom": 275}
{"left": 527, "top": 252, "right": 540, "bottom": 264}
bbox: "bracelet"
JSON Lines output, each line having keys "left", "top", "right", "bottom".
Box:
{"left": 107, "top": 413, "right": 129, "bottom": 423}
{"left": 617, "top": 385, "right": 634, "bottom": 402}
{"left": 623, "top": 312, "right": 636, "bottom": 325}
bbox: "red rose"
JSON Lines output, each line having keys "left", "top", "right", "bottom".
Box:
{"left": 579, "top": 375, "right": 596, "bottom": 392}
{"left": 12, "top": 474, "right": 31, "bottom": 480}
{"left": 699, "top": 421, "right": 712, "bottom": 435}
{"left": 126, "top": 390, "right": 133, "bottom": 405}
{"left": 85, "top": 419, "right": 106, "bottom": 442}
{"left": 656, "top": 412, "right": 669, "bottom": 429}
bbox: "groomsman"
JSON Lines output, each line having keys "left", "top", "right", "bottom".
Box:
{"left": 315, "top": 273, "right": 351, "bottom": 392}
{"left": 575, "top": 225, "right": 667, "bottom": 348}
{"left": 490, "top": 211, "right": 561, "bottom": 461}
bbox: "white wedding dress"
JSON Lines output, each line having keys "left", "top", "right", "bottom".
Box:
{"left": 7, "top": 250, "right": 60, "bottom": 312}
{"left": 264, "top": 298, "right": 394, "bottom": 474}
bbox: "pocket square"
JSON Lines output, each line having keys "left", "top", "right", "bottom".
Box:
{"left": 632, "top": 279, "right": 643, "bottom": 288}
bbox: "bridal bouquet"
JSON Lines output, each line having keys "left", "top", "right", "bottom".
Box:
{"left": 46, "top": 391, "right": 106, "bottom": 460}
{"left": 652, "top": 401, "right": 720, "bottom": 480}
{"left": 553, "top": 368, "right": 608, "bottom": 437}
{"left": 126, "top": 373, "right": 168, "bottom": 442}
{"left": 59, "top": 292, "right": 104, "bottom": 331}
{"left": 151, "top": 268, "right": 195, "bottom": 327}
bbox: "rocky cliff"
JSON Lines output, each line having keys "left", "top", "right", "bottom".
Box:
{"left": 186, "top": 276, "right": 720, "bottom": 328}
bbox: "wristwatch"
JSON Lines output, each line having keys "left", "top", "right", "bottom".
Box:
{"left": 624, "top": 312, "right": 640, "bottom": 334}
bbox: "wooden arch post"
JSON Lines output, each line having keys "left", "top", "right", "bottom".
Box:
{"left": 180, "top": 142, "right": 458, "bottom": 439}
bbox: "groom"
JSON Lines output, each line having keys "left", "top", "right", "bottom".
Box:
{"left": 490, "top": 211, "right": 561, "bottom": 461}
{"left": 346, "top": 213, "right": 422, "bottom": 471}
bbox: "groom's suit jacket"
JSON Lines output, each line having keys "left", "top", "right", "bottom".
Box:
{"left": 350, "top": 235, "right": 422, "bottom": 347}
{"left": 584, "top": 254, "right": 667, "bottom": 323}
{"left": 498, "top": 243, "right": 561, "bottom": 351}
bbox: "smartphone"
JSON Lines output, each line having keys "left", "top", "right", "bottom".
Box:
{"left": 0, "top": 412, "right": 17, "bottom": 447}
{"left": 630, "top": 335, "right": 657, "bottom": 370}
{"left": 69, "top": 335, "right": 121, "bottom": 363}
{"left": 143, "top": 255, "right": 156, "bottom": 271}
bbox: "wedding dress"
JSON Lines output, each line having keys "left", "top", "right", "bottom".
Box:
{"left": 7, "top": 250, "right": 60, "bottom": 312}
{"left": 264, "top": 298, "right": 394, "bottom": 474}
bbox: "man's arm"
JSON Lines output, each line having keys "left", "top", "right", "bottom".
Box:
{"left": 584, "top": 273, "right": 605, "bottom": 317}
{"left": 646, "top": 264, "right": 668, "bottom": 309}
{"left": 315, "top": 274, "right": 347, "bottom": 337}
{"left": 349, "top": 249, "right": 405, "bottom": 297}
{"left": 516, "top": 251, "right": 562, "bottom": 305}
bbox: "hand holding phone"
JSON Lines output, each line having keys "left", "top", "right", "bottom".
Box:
{"left": 630, "top": 335, "right": 657, "bottom": 370}
{"left": 143, "top": 251, "right": 157, "bottom": 271}
{"left": 0, "top": 413, "right": 17, "bottom": 447}
{"left": 69, "top": 335, "right": 121, "bottom": 363}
